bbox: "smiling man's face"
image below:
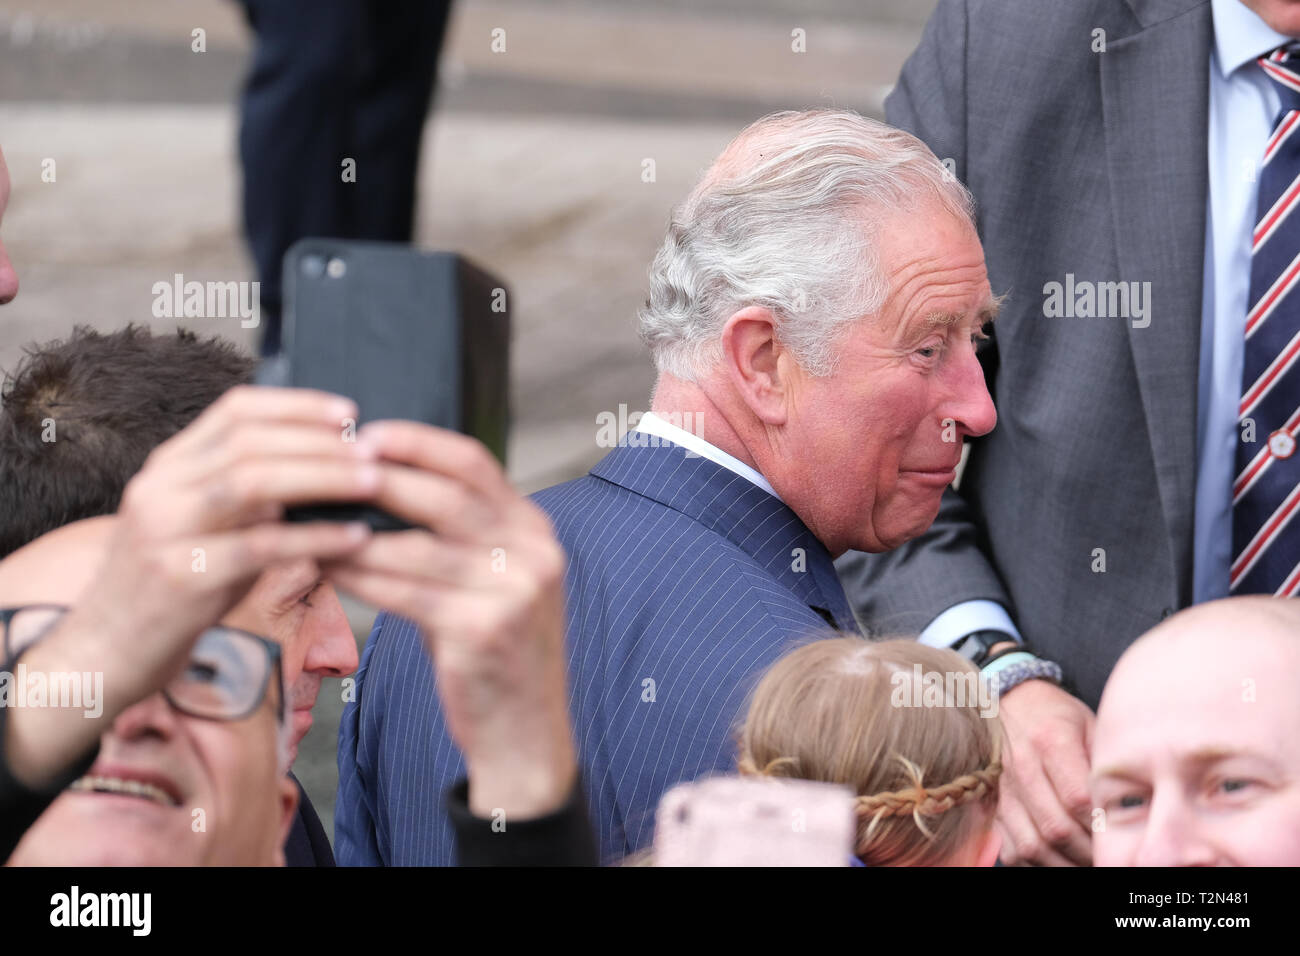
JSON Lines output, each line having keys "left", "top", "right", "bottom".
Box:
{"left": 1091, "top": 597, "right": 1300, "bottom": 866}
{"left": 773, "top": 200, "right": 999, "bottom": 556}
{"left": 12, "top": 681, "right": 292, "bottom": 866}
{"left": 0, "top": 518, "right": 297, "bottom": 866}
{"left": 0, "top": 146, "right": 19, "bottom": 304}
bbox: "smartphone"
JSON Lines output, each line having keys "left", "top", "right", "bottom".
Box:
{"left": 261, "top": 239, "right": 511, "bottom": 531}
{"left": 653, "top": 775, "right": 856, "bottom": 867}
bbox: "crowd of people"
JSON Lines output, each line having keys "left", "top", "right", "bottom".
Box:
{"left": 2, "top": 0, "right": 1300, "bottom": 868}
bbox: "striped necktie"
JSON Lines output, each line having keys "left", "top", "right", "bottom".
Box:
{"left": 1233, "top": 43, "right": 1300, "bottom": 595}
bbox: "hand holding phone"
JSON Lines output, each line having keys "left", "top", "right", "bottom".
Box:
{"left": 269, "top": 239, "right": 510, "bottom": 531}
{"left": 322, "top": 419, "right": 577, "bottom": 820}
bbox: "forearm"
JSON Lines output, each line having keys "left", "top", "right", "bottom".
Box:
{"left": 463, "top": 695, "right": 579, "bottom": 821}
{"left": 2, "top": 605, "right": 162, "bottom": 790}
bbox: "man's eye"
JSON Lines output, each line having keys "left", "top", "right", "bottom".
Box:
{"left": 1104, "top": 792, "right": 1147, "bottom": 817}
{"left": 1215, "top": 778, "right": 1256, "bottom": 797}
{"left": 185, "top": 661, "right": 222, "bottom": 683}
{"left": 299, "top": 583, "right": 323, "bottom": 609}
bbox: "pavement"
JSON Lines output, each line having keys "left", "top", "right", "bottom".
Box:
{"left": 0, "top": 0, "right": 935, "bottom": 846}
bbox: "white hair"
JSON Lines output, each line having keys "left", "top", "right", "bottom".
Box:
{"left": 638, "top": 109, "right": 974, "bottom": 380}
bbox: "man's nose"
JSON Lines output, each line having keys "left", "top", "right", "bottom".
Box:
{"left": 0, "top": 239, "right": 18, "bottom": 304}
{"left": 1131, "top": 792, "right": 1218, "bottom": 867}
{"left": 303, "top": 587, "right": 359, "bottom": 678}
{"left": 111, "top": 692, "right": 180, "bottom": 742}
{"left": 943, "top": 347, "right": 997, "bottom": 439}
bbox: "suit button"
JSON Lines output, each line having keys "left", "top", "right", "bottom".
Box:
{"left": 1160, "top": 607, "right": 1173, "bottom": 619}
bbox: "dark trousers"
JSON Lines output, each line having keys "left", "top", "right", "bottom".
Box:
{"left": 238, "top": 0, "right": 452, "bottom": 353}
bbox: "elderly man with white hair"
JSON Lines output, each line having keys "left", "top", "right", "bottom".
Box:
{"left": 335, "top": 108, "right": 1000, "bottom": 865}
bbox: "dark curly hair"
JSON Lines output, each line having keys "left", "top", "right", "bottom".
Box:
{"left": 0, "top": 324, "right": 256, "bottom": 557}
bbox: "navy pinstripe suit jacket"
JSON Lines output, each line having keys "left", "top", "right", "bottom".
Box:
{"left": 334, "top": 437, "right": 860, "bottom": 865}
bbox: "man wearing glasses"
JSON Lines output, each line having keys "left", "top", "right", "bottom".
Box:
{"left": 0, "top": 324, "right": 366, "bottom": 864}
{"left": 2, "top": 518, "right": 301, "bottom": 865}
{"left": 0, "top": 145, "right": 590, "bottom": 864}
{"left": 0, "top": 146, "right": 367, "bottom": 863}
{"left": 0, "top": 383, "right": 592, "bottom": 865}
{"left": 0, "top": 386, "right": 379, "bottom": 863}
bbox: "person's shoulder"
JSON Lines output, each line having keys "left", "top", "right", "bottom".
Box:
{"left": 352, "top": 612, "right": 437, "bottom": 711}
{"left": 537, "top": 478, "right": 765, "bottom": 561}
{"left": 284, "top": 779, "right": 335, "bottom": 867}
{"left": 941, "top": 0, "right": 1135, "bottom": 45}
{"left": 528, "top": 467, "right": 821, "bottom": 628}
{"left": 530, "top": 472, "right": 618, "bottom": 517}
{"left": 530, "top": 472, "right": 700, "bottom": 545}
{"left": 566, "top": 511, "right": 814, "bottom": 629}
{"left": 963, "top": 0, "right": 1126, "bottom": 23}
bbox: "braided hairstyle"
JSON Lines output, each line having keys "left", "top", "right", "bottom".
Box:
{"left": 737, "top": 635, "right": 1004, "bottom": 866}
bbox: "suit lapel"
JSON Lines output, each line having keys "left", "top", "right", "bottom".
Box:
{"left": 1100, "top": 0, "right": 1212, "bottom": 600}
{"left": 590, "top": 439, "right": 859, "bottom": 632}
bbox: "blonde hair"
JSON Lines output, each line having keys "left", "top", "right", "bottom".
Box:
{"left": 737, "top": 636, "right": 1002, "bottom": 866}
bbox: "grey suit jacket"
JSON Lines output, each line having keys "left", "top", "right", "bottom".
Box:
{"left": 837, "top": 0, "right": 1210, "bottom": 708}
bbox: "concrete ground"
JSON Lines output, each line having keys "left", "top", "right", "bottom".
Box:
{"left": 0, "top": 0, "right": 935, "bottom": 845}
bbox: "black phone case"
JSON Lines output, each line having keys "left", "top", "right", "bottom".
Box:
{"left": 267, "top": 239, "right": 510, "bottom": 531}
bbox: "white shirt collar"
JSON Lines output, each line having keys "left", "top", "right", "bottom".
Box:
{"left": 634, "top": 411, "right": 781, "bottom": 501}
{"left": 1213, "top": 0, "right": 1293, "bottom": 79}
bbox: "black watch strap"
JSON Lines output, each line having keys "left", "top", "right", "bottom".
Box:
{"left": 952, "top": 629, "right": 1018, "bottom": 668}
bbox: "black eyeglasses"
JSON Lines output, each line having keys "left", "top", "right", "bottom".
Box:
{"left": 1, "top": 605, "right": 284, "bottom": 723}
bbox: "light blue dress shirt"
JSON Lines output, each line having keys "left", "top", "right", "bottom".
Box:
{"left": 1194, "top": 0, "right": 1289, "bottom": 602}
{"left": 921, "top": 0, "right": 1288, "bottom": 648}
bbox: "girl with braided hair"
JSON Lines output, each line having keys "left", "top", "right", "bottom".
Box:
{"left": 737, "top": 636, "right": 1004, "bottom": 866}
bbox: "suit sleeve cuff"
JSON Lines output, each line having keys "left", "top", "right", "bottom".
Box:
{"left": 918, "top": 600, "right": 1021, "bottom": 648}
{"left": 446, "top": 776, "right": 599, "bottom": 867}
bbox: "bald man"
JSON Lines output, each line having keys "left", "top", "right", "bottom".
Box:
{"left": 1091, "top": 596, "right": 1300, "bottom": 866}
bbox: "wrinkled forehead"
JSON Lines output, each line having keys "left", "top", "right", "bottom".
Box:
{"left": 874, "top": 207, "right": 996, "bottom": 326}
{"left": 0, "top": 517, "right": 115, "bottom": 607}
{"left": 260, "top": 557, "right": 320, "bottom": 601}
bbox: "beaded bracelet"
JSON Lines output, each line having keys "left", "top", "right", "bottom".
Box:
{"left": 988, "top": 658, "right": 1065, "bottom": 696}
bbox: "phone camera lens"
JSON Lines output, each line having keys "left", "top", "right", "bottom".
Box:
{"left": 301, "top": 255, "right": 325, "bottom": 278}
{"left": 326, "top": 257, "right": 347, "bottom": 279}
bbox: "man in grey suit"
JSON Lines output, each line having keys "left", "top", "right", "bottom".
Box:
{"left": 840, "top": 0, "right": 1300, "bottom": 865}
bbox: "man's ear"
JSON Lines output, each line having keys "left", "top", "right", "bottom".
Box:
{"left": 719, "top": 306, "right": 792, "bottom": 426}
{"left": 272, "top": 776, "right": 299, "bottom": 867}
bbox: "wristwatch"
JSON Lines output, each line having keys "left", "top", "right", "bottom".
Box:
{"left": 952, "top": 629, "right": 1018, "bottom": 669}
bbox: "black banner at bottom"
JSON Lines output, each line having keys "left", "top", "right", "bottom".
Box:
{"left": 0, "top": 864, "right": 1284, "bottom": 941}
